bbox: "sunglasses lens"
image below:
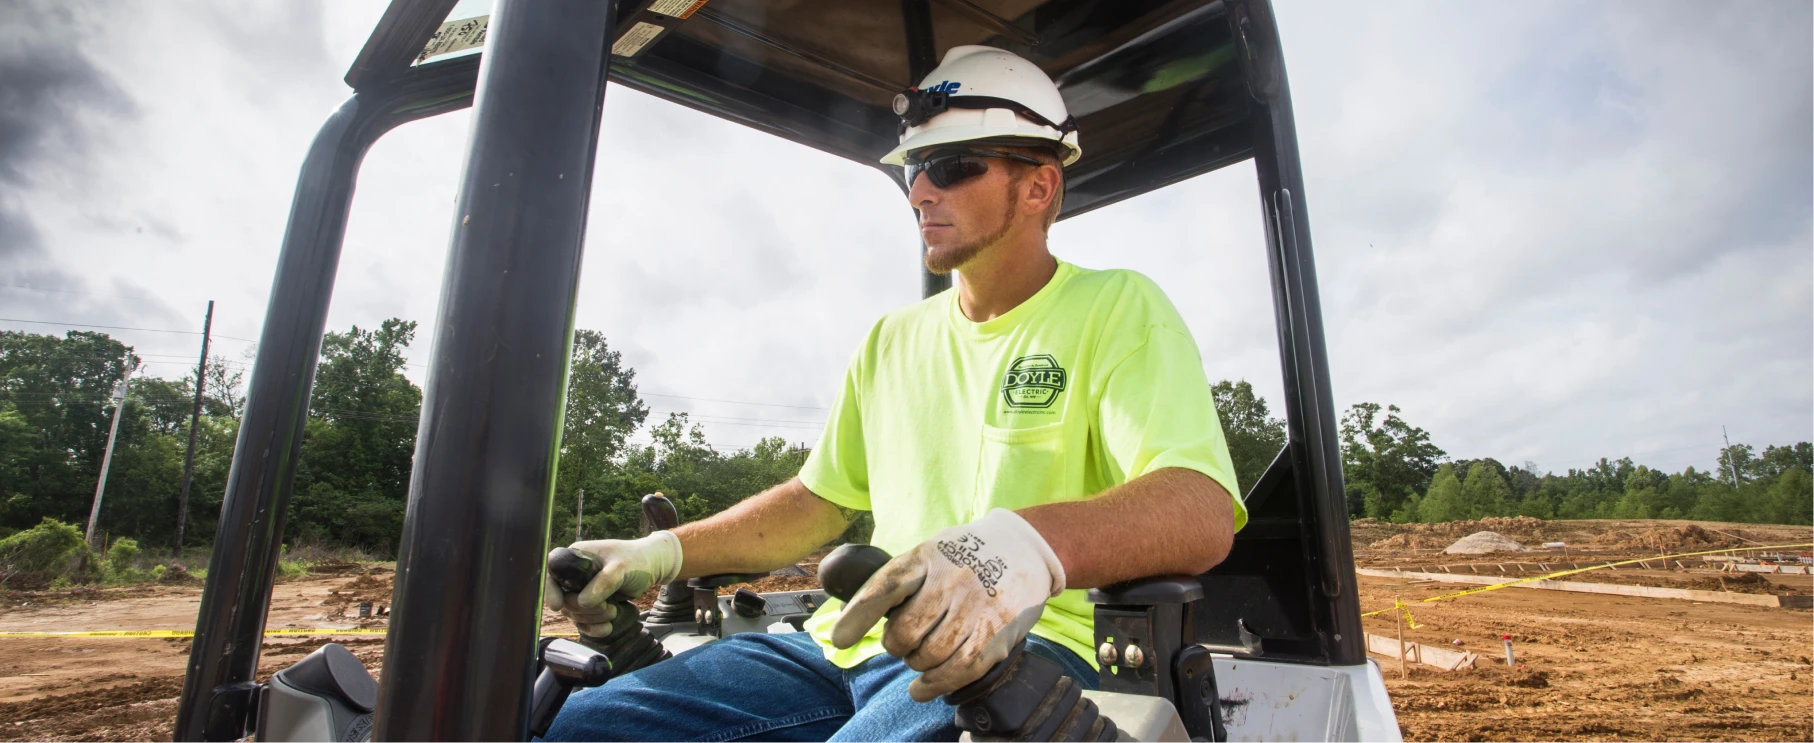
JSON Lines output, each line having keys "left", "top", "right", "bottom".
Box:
{"left": 906, "top": 154, "right": 988, "bottom": 189}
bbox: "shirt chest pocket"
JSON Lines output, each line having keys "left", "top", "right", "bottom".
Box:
{"left": 974, "top": 421, "right": 1069, "bottom": 515}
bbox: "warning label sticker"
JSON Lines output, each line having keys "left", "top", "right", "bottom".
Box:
{"left": 649, "top": 0, "right": 711, "bottom": 19}
{"left": 417, "top": 15, "right": 490, "bottom": 64}
{"left": 611, "top": 21, "right": 665, "bottom": 57}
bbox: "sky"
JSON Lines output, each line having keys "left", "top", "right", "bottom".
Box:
{"left": 1, "top": 1, "right": 1808, "bottom": 476}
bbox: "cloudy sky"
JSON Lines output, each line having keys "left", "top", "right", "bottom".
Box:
{"left": 3, "top": 1, "right": 1808, "bottom": 475}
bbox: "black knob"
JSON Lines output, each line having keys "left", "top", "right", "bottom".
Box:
{"left": 548, "top": 547, "right": 602, "bottom": 595}
{"left": 818, "top": 544, "right": 892, "bottom": 603}
{"left": 641, "top": 493, "right": 679, "bottom": 534}
{"left": 732, "top": 588, "right": 767, "bottom": 618}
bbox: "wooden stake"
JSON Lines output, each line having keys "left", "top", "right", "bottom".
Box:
{"left": 1396, "top": 600, "right": 1408, "bottom": 679}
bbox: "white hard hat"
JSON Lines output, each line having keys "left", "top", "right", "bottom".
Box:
{"left": 881, "top": 46, "right": 1081, "bottom": 167}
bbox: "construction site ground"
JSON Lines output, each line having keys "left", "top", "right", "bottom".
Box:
{"left": 0, "top": 519, "right": 1808, "bottom": 741}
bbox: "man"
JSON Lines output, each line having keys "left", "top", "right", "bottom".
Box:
{"left": 543, "top": 45, "right": 1245, "bottom": 742}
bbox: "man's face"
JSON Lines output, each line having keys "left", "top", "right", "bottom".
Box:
{"left": 908, "top": 150, "right": 1023, "bottom": 275}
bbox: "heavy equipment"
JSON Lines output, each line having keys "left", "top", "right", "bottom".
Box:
{"left": 173, "top": 1, "right": 1398, "bottom": 739}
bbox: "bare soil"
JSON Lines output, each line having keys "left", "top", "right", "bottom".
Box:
{"left": 1361, "top": 574, "right": 1811, "bottom": 741}
{"left": 0, "top": 521, "right": 1806, "bottom": 741}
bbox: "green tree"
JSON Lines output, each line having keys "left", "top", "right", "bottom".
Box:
{"left": 289, "top": 319, "right": 422, "bottom": 552}
{"left": 1340, "top": 403, "right": 1446, "bottom": 519}
{"left": 550, "top": 331, "right": 650, "bottom": 542}
{"left": 1414, "top": 464, "right": 1466, "bottom": 523}
{"left": 1210, "top": 380, "right": 1286, "bottom": 499}
{"left": 1459, "top": 461, "right": 1512, "bottom": 518}
{"left": 1757, "top": 443, "right": 1813, "bottom": 478}
{"left": 1761, "top": 467, "right": 1813, "bottom": 525}
{"left": 0, "top": 331, "right": 140, "bottom": 528}
{"left": 1717, "top": 443, "right": 1756, "bottom": 485}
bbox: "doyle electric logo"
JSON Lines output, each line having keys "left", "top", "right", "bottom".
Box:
{"left": 1001, "top": 354, "right": 1067, "bottom": 409}
{"left": 926, "top": 80, "right": 962, "bottom": 94}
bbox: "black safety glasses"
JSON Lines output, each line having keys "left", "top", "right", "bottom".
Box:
{"left": 903, "top": 148, "right": 1045, "bottom": 189}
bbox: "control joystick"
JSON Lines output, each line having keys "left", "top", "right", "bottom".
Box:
{"left": 818, "top": 544, "right": 1118, "bottom": 742}
{"left": 639, "top": 494, "right": 696, "bottom": 629}
{"left": 547, "top": 547, "right": 671, "bottom": 675}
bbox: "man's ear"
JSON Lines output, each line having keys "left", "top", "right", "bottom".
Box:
{"left": 1020, "top": 165, "right": 1061, "bottom": 217}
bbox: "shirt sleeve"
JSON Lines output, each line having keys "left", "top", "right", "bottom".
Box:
{"left": 799, "top": 352, "right": 872, "bottom": 512}
{"left": 1097, "top": 326, "right": 1247, "bottom": 531}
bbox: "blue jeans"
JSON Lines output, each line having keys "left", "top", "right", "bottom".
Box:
{"left": 543, "top": 631, "right": 1098, "bottom": 742}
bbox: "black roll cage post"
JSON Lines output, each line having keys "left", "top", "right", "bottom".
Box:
{"left": 174, "top": 0, "right": 1361, "bottom": 739}
{"left": 174, "top": 0, "right": 623, "bottom": 737}
{"left": 171, "top": 50, "right": 483, "bottom": 742}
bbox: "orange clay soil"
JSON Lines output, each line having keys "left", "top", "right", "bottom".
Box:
{"left": 0, "top": 523, "right": 1808, "bottom": 742}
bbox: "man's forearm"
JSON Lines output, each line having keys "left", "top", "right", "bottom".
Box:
{"left": 1016, "top": 468, "right": 1234, "bottom": 588}
{"left": 669, "top": 477, "right": 855, "bottom": 579}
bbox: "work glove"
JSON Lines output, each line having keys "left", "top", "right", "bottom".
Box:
{"left": 831, "top": 509, "right": 1066, "bottom": 702}
{"left": 542, "top": 531, "right": 682, "bottom": 637}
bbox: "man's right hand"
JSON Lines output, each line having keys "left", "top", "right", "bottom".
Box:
{"left": 543, "top": 532, "right": 683, "bottom": 636}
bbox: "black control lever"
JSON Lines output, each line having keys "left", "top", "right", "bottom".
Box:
{"left": 548, "top": 547, "right": 672, "bottom": 674}
{"left": 640, "top": 494, "right": 695, "bottom": 628}
{"left": 529, "top": 638, "right": 613, "bottom": 738}
{"left": 818, "top": 544, "right": 1118, "bottom": 742}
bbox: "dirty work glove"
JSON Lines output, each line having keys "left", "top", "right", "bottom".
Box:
{"left": 542, "top": 532, "right": 682, "bottom": 637}
{"left": 831, "top": 509, "right": 1065, "bottom": 702}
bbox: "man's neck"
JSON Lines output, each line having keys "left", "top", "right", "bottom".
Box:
{"left": 954, "top": 233, "right": 1058, "bottom": 323}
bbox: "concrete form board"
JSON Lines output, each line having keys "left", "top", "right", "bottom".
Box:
{"left": 1357, "top": 568, "right": 1798, "bottom": 608}
{"left": 1364, "top": 633, "right": 1478, "bottom": 671}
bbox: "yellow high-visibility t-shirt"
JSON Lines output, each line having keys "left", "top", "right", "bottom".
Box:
{"left": 799, "top": 259, "right": 1244, "bottom": 669}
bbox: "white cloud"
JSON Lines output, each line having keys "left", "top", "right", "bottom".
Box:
{"left": 6, "top": 0, "right": 1808, "bottom": 472}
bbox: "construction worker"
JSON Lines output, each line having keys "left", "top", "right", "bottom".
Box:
{"left": 543, "top": 45, "right": 1243, "bottom": 742}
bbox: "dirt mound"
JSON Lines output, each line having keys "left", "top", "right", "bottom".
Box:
{"left": 1603, "top": 523, "right": 1751, "bottom": 552}
{"left": 1365, "top": 517, "right": 1551, "bottom": 551}
{"left": 623, "top": 568, "right": 823, "bottom": 611}
{"left": 1683, "top": 572, "right": 1785, "bottom": 595}
{"left": 322, "top": 568, "right": 396, "bottom": 621}
{"left": 306, "top": 560, "right": 371, "bottom": 575}
{"left": 1443, "top": 531, "right": 1529, "bottom": 554}
{"left": 1504, "top": 668, "right": 1551, "bottom": 688}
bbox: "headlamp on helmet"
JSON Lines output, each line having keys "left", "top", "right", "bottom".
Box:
{"left": 891, "top": 87, "right": 1076, "bottom": 137}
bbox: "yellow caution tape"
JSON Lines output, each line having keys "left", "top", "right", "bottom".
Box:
{"left": 1361, "top": 541, "right": 1814, "bottom": 618}
{"left": 7, "top": 541, "right": 1804, "bottom": 636}
{"left": 1393, "top": 599, "right": 1420, "bottom": 629}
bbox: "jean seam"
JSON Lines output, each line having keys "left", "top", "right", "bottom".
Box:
{"left": 698, "top": 705, "right": 848, "bottom": 742}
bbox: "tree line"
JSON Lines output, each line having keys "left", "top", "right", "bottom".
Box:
{"left": 0, "top": 323, "right": 814, "bottom": 558}
{"left": 0, "top": 325, "right": 1805, "bottom": 565}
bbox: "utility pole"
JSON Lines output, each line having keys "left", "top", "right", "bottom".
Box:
{"left": 1721, "top": 425, "right": 1741, "bottom": 488}
{"left": 85, "top": 366, "right": 133, "bottom": 546}
{"left": 575, "top": 488, "right": 585, "bottom": 543}
{"left": 174, "top": 300, "right": 214, "bottom": 557}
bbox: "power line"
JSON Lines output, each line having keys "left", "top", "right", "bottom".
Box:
{"left": 0, "top": 284, "right": 163, "bottom": 302}
{"left": 648, "top": 409, "right": 823, "bottom": 426}
{"left": 640, "top": 391, "right": 828, "bottom": 411}
{"left": 0, "top": 317, "right": 256, "bottom": 343}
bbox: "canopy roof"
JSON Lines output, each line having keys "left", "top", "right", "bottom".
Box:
{"left": 348, "top": 0, "right": 1256, "bottom": 219}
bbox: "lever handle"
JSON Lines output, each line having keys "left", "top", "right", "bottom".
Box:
{"left": 545, "top": 546, "right": 672, "bottom": 675}
{"left": 641, "top": 493, "right": 680, "bottom": 534}
{"left": 818, "top": 543, "right": 893, "bottom": 603}
{"left": 814, "top": 542, "right": 1115, "bottom": 741}
{"left": 548, "top": 547, "right": 602, "bottom": 595}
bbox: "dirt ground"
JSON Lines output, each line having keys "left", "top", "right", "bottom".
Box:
{"left": 0, "top": 519, "right": 1807, "bottom": 741}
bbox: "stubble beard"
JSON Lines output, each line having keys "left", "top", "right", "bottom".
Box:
{"left": 922, "top": 191, "right": 1017, "bottom": 275}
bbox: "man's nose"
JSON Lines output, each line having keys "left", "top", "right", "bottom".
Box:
{"left": 908, "top": 172, "right": 940, "bottom": 212}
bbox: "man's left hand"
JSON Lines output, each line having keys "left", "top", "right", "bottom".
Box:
{"left": 831, "top": 509, "right": 1066, "bottom": 701}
